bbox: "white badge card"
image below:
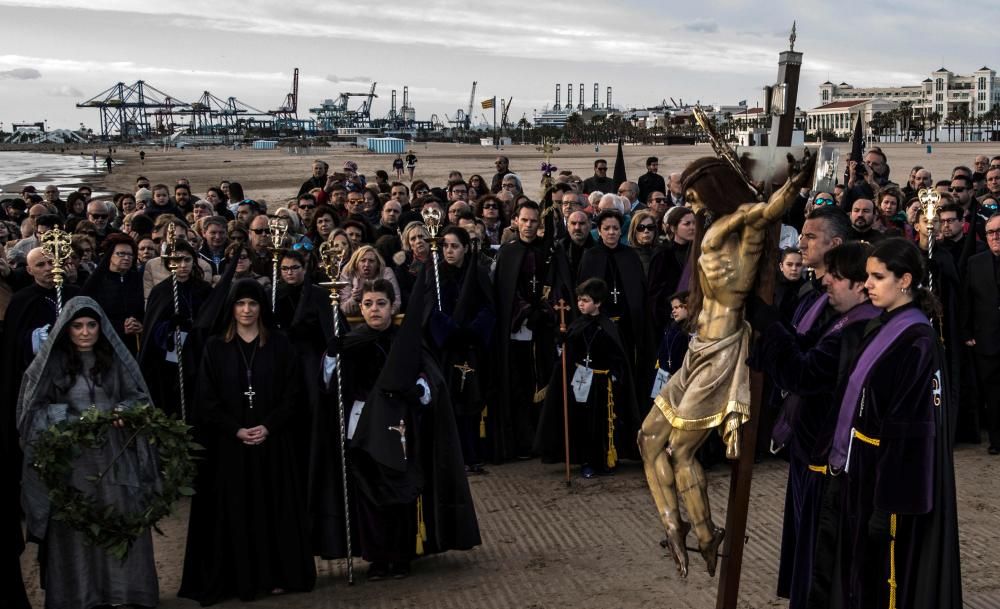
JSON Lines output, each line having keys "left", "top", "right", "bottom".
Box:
{"left": 165, "top": 331, "right": 189, "bottom": 363}
{"left": 347, "top": 400, "right": 366, "bottom": 440}
{"left": 571, "top": 365, "right": 594, "bottom": 403}
{"left": 650, "top": 368, "right": 671, "bottom": 399}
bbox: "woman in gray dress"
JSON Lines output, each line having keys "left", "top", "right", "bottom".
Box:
{"left": 18, "top": 296, "right": 159, "bottom": 609}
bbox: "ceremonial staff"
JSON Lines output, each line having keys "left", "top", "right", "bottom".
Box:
{"left": 421, "top": 207, "right": 443, "bottom": 311}
{"left": 554, "top": 298, "right": 572, "bottom": 486}
{"left": 919, "top": 188, "right": 940, "bottom": 293}
{"left": 318, "top": 240, "right": 355, "bottom": 585}
{"left": 163, "top": 223, "right": 187, "bottom": 422}
{"left": 39, "top": 226, "right": 72, "bottom": 317}
{"left": 268, "top": 217, "right": 289, "bottom": 313}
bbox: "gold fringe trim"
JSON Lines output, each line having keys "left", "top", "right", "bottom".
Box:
{"left": 853, "top": 429, "right": 881, "bottom": 447}
{"left": 479, "top": 406, "right": 487, "bottom": 439}
{"left": 654, "top": 394, "right": 751, "bottom": 432}
{"left": 888, "top": 512, "right": 898, "bottom": 609}
{"left": 415, "top": 496, "right": 427, "bottom": 556}
{"left": 808, "top": 464, "right": 828, "bottom": 475}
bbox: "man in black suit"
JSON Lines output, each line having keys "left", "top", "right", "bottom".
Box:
{"left": 962, "top": 213, "right": 1000, "bottom": 454}
{"left": 637, "top": 156, "right": 665, "bottom": 204}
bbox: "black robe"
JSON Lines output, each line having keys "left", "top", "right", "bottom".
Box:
{"left": 179, "top": 332, "right": 315, "bottom": 605}
{"left": 647, "top": 240, "right": 690, "bottom": 335}
{"left": 578, "top": 241, "right": 650, "bottom": 389}
{"left": 491, "top": 237, "right": 554, "bottom": 461}
{"left": 424, "top": 258, "right": 495, "bottom": 466}
{"left": 341, "top": 324, "right": 481, "bottom": 562}
{"left": 81, "top": 264, "right": 145, "bottom": 355}
{"left": 535, "top": 313, "right": 640, "bottom": 466}
{"left": 138, "top": 277, "right": 211, "bottom": 420}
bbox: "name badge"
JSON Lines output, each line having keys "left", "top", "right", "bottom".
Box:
{"left": 347, "top": 400, "right": 365, "bottom": 440}
{"left": 650, "top": 368, "right": 671, "bottom": 399}
{"left": 165, "top": 331, "right": 188, "bottom": 363}
{"left": 571, "top": 365, "right": 594, "bottom": 403}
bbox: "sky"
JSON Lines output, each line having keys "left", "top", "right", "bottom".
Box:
{"left": 0, "top": 0, "right": 997, "bottom": 132}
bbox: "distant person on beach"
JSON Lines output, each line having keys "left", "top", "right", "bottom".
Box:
{"left": 139, "top": 150, "right": 145, "bottom": 165}
{"left": 298, "top": 160, "right": 329, "bottom": 198}
{"left": 393, "top": 154, "right": 405, "bottom": 180}
{"left": 105, "top": 154, "right": 114, "bottom": 174}
{"left": 405, "top": 150, "right": 418, "bottom": 180}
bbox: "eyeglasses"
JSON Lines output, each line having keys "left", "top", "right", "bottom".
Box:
{"left": 113, "top": 251, "right": 134, "bottom": 258}
{"left": 636, "top": 224, "right": 656, "bottom": 232}
{"left": 280, "top": 265, "right": 303, "bottom": 272}
{"left": 650, "top": 197, "right": 667, "bottom": 203}
{"left": 986, "top": 229, "right": 1000, "bottom": 238}
{"left": 89, "top": 213, "right": 109, "bottom": 220}
{"left": 815, "top": 197, "right": 835, "bottom": 206}
{"left": 238, "top": 255, "right": 250, "bottom": 261}
{"left": 940, "top": 217, "right": 961, "bottom": 224}
{"left": 949, "top": 187, "right": 968, "bottom": 193}
{"left": 250, "top": 228, "right": 268, "bottom": 235}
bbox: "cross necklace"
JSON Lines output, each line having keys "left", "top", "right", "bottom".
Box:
{"left": 236, "top": 336, "right": 259, "bottom": 409}
{"left": 581, "top": 324, "right": 602, "bottom": 369}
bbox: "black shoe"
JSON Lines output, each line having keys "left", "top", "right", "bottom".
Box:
{"left": 988, "top": 446, "right": 1000, "bottom": 455}
{"left": 390, "top": 561, "right": 411, "bottom": 579}
{"left": 367, "top": 562, "right": 390, "bottom": 581}
{"left": 465, "top": 463, "right": 489, "bottom": 475}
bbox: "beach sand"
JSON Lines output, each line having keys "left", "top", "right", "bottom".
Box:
{"left": 12, "top": 140, "right": 994, "bottom": 206}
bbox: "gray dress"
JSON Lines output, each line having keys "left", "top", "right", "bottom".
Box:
{"left": 23, "top": 351, "right": 159, "bottom": 609}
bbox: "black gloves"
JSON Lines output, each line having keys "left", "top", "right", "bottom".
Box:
{"left": 745, "top": 294, "right": 780, "bottom": 333}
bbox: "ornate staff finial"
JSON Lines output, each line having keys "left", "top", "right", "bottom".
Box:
{"left": 789, "top": 21, "right": 797, "bottom": 51}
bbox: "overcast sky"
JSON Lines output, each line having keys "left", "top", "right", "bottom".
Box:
{"left": 1, "top": 0, "right": 997, "bottom": 131}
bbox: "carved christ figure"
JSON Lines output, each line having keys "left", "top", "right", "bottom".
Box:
{"left": 638, "top": 153, "right": 815, "bottom": 578}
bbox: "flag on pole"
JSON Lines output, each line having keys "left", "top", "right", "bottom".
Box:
{"left": 481, "top": 98, "right": 495, "bottom": 109}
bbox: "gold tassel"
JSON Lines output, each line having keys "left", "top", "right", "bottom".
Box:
{"left": 888, "top": 512, "right": 897, "bottom": 609}
{"left": 479, "top": 406, "right": 487, "bottom": 439}
{"left": 606, "top": 378, "right": 617, "bottom": 468}
{"left": 415, "top": 496, "right": 427, "bottom": 556}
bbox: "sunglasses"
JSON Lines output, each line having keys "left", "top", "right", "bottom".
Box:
{"left": 482, "top": 203, "right": 498, "bottom": 209}
{"left": 298, "top": 204, "right": 315, "bottom": 210}
{"left": 636, "top": 224, "right": 656, "bottom": 232}
{"left": 949, "top": 187, "right": 967, "bottom": 193}
{"left": 650, "top": 197, "right": 667, "bottom": 203}
{"left": 292, "top": 242, "right": 314, "bottom": 251}
{"left": 250, "top": 228, "right": 268, "bottom": 235}
{"left": 815, "top": 197, "right": 835, "bottom": 206}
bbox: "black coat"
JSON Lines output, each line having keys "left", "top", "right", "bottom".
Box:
{"left": 82, "top": 266, "right": 145, "bottom": 355}
{"left": 961, "top": 250, "right": 1000, "bottom": 356}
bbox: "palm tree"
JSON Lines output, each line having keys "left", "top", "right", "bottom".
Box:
{"left": 927, "top": 111, "right": 942, "bottom": 142}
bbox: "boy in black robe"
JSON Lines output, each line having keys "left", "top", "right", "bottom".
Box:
{"left": 536, "top": 278, "right": 640, "bottom": 478}
{"left": 323, "top": 277, "right": 480, "bottom": 580}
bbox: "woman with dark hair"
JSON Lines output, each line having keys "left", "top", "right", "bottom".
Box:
{"left": 179, "top": 279, "right": 315, "bottom": 605}
{"left": 808, "top": 237, "right": 960, "bottom": 609}
{"left": 225, "top": 241, "right": 271, "bottom": 290}
{"left": 474, "top": 194, "right": 505, "bottom": 246}
{"left": 647, "top": 205, "right": 696, "bottom": 335}
{"left": 410, "top": 179, "right": 430, "bottom": 205}
{"left": 628, "top": 209, "right": 659, "bottom": 275}
{"left": 467, "top": 174, "right": 488, "bottom": 200}
{"left": 82, "top": 233, "right": 145, "bottom": 354}
{"left": 138, "top": 239, "right": 212, "bottom": 420}
{"left": 227, "top": 182, "right": 245, "bottom": 207}
{"left": 18, "top": 297, "right": 159, "bottom": 609}
{"left": 424, "top": 226, "right": 495, "bottom": 471}
{"left": 577, "top": 210, "right": 649, "bottom": 438}
{"left": 307, "top": 205, "right": 339, "bottom": 244}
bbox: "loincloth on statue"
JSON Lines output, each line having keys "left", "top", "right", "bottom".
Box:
{"left": 653, "top": 322, "right": 751, "bottom": 448}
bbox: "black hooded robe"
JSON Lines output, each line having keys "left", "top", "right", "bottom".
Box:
{"left": 81, "top": 264, "right": 145, "bottom": 356}
{"left": 178, "top": 330, "right": 316, "bottom": 605}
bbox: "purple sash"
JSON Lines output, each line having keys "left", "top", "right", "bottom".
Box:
{"left": 771, "top": 301, "right": 881, "bottom": 449}
{"left": 828, "top": 308, "right": 930, "bottom": 473}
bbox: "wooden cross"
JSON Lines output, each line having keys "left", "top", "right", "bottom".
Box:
{"left": 610, "top": 286, "right": 621, "bottom": 305}
{"left": 388, "top": 419, "right": 407, "bottom": 460}
{"left": 453, "top": 361, "right": 475, "bottom": 392}
{"left": 554, "top": 298, "right": 570, "bottom": 332}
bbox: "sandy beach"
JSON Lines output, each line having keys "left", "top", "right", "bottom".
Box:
{"left": 4, "top": 141, "right": 999, "bottom": 207}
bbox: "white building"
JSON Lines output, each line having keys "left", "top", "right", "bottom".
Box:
{"left": 817, "top": 66, "right": 1000, "bottom": 119}
{"left": 805, "top": 99, "right": 899, "bottom": 137}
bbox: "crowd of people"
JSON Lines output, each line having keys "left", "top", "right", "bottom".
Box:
{"left": 2, "top": 147, "right": 996, "bottom": 609}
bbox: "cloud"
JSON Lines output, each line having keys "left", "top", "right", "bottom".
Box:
{"left": 48, "top": 85, "right": 83, "bottom": 97}
{"left": 0, "top": 67, "right": 41, "bottom": 79}
{"left": 684, "top": 20, "right": 718, "bottom": 33}
{"left": 326, "top": 74, "right": 372, "bottom": 84}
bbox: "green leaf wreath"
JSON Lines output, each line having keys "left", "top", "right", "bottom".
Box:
{"left": 31, "top": 404, "right": 200, "bottom": 560}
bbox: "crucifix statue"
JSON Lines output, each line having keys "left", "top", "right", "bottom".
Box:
{"left": 536, "top": 138, "right": 560, "bottom": 164}
{"left": 388, "top": 419, "right": 407, "bottom": 460}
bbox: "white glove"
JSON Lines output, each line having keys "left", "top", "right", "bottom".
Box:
{"left": 322, "top": 355, "right": 338, "bottom": 385}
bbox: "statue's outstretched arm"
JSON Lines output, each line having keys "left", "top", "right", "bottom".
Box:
{"left": 747, "top": 151, "right": 817, "bottom": 227}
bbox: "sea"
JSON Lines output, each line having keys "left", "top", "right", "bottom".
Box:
{"left": 0, "top": 150, "right": 105, "bottom": 197}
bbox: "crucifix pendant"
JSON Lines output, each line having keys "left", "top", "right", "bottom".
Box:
{"left": 244, "top": 370, "right": 256, "bottom": 409}
{"left": 529, "top": 275, "right": 539, "bottom": 295}
{"left": 388, "top": 419, "right": 407, "bottom": 460}
{"left": 610, "top": 286, "right": 620, "bottom": 304}
{"left": 454, "top": 361, "right": 474, "bottom": 392}
{"left": 582, "top": 353, "right": 592, "bottom": 368}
